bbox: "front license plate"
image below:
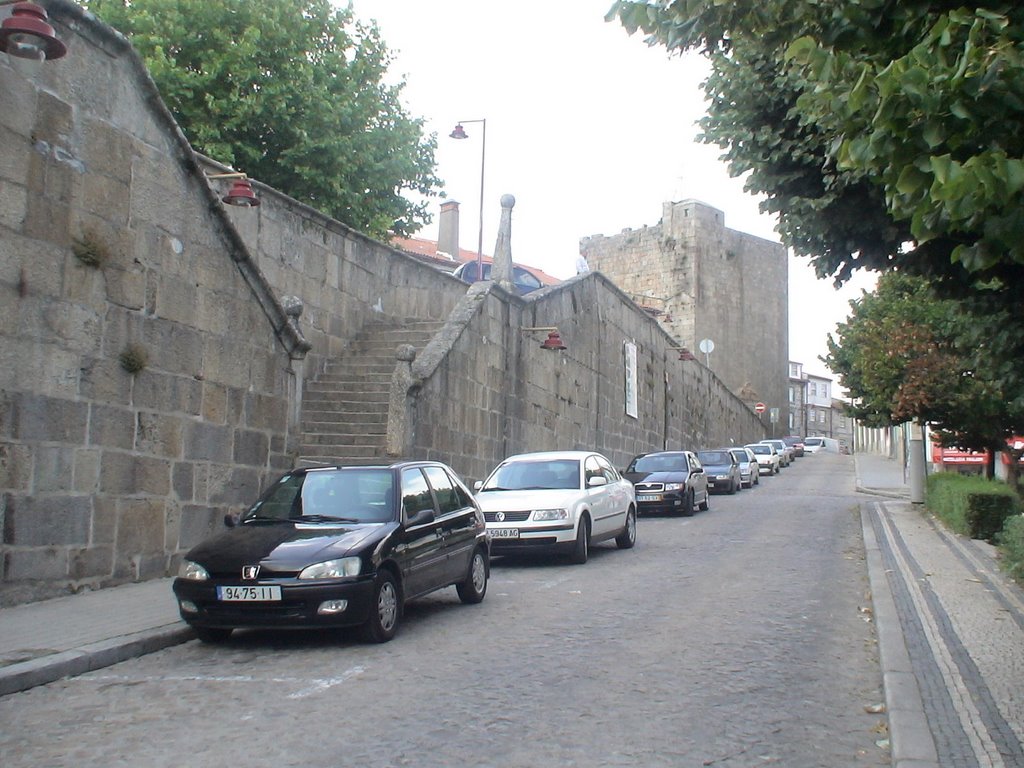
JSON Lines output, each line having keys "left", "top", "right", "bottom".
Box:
{"left": 637, "top": 494, "right": 659, "bottom": 502}
{"left": 217, "top": 585, "right": 282, "bottom": 602}
{"left": 490, "top": 528, "right": 519, "bottom": 539}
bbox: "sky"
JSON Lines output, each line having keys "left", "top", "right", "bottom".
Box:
{"left": 350, "top": 0, "right": 877, "bottom": 379}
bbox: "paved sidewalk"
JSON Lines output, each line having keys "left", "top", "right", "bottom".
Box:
{"left": 0, "top": 453, "right": 1021, "bottom": 768}
{"left": 858, "top": 453, "right": 1024, "bottom": 767}
{"left": 0, "top": 578, "right": 190, "bottom": 697}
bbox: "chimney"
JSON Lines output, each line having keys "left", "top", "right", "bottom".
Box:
{"left": 438, "top": 200, "right": 460, "bottom": 259}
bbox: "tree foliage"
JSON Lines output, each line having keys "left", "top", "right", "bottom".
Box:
{"left": 824, "top": 272, "right": 1022, "bottom": 459}
{"left": 86, "top": 0, "right": 442, "bottom": 238}
{"left": 606, "top": 0, "right": 1024, "bottom": 401}
{"left": 606, "top": 2, "right": 1024, "bottom": 285}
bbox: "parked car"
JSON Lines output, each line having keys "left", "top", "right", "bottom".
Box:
{"left": 623, "top": 450, "right": 710, "bottom": 516}
{"left": 697, "top": 449, "right": 742, "bottom": 494}
{"left": 475, "top": 451, "right": 636, "bottom": 564}
{"left": 453, "top": 260, "right": 544, "bottom": 295}
{"left": 760, "top": 439, "right": 794, "bottom": 467}
{"left": 745, "top": 442, "right": 781, "bottom": 475}
{"left": 173, "top": 461, "right": 489, "bottom": 644}
{"left": 727, "top": 446, "right": 760, "bottom": 489}
{"left": 782, "top": 436, "right": 805, "bottom": 458}
{"left": 803, "top": 436, "right": 825, "bottom": 453}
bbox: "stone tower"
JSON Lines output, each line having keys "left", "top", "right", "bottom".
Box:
{"left": 580, "top": 200, "right": 789, "bottom": 432}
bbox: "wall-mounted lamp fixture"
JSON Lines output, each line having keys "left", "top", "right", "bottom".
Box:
{"left": 0, "top": 2, "right": 67, "bottom": 62}
{"left": 521, "top": 326, "right": 567, "bottom": 351}
{"left": 671, "top": 346, "right": 697, "bottom": 361}
{"left": 206, "top": 172, "right": 261, "bottom": 207}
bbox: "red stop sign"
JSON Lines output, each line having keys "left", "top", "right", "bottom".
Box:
{"left": 755, "top": 402, "right": 766, "bottom": 413}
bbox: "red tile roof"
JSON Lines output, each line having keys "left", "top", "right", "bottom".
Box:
{"left": 390, "top": 235, "right": 561, "bottom": 286}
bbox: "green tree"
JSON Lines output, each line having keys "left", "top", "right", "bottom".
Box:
{"left": 86, "top": 0, "right": 442, "bottom": 238}
{"left": 825, "top": 273, "right": 1023, "bottom": 479}
{"left": 607, "top": 0, "right": 1024, "bottom": 403}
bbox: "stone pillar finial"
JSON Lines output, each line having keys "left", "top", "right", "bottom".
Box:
{"left": 492, "top": 194, "right": 516, "bottom": 293}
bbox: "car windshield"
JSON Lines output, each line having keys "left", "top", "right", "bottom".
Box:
{"left": 243, "top": 468, "right": 396, "bottom": 524}
{"left": 697, "top": 451, "right": 731, "bottom": 465}
{"left": 805, "top": 438, "right": 822, "bottom": 446}
{"left": 481, "top": 459, "right": 580, "bottom": 491}
{"left": 628, "top": 453, "right": 686, "bottom": 473}
{"left": 748, "top": 445, "right": 770, "bottom": 455}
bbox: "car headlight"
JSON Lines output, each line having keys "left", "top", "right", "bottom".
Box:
{"left": 298, "top": 557, "right": 362, "bottom": 580}
{"left": 532, "top": 508, "right": 569, "bottom": 521}
{"left": 663, "top": 483, "right": 683, "bottom": 491}
{"left": 179, "top": 560, "right": 209, "bottom": 581}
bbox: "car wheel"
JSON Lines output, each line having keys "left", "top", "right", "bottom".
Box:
{"left": 682, "top": 488, "right": 695, "bottom": 517}
{"left": 456, "top": 548, "right": 488, "bottom": 604}
{"left": 569, "top": 517, "right": 590, "bottom": 564}
{"left": 698, "top": 490, "right": 710, "bottom": 512}
{"left": 193, "top": 626, "right": 232, "bottom": 644}
{"left": 359, "top": 569, "right": 400, "bottom": 643}
{"left": 728, "top": 477, "right": 738, "bottom": 495}
{"left": 615, "top": 507, "right": 637, "bottom": 549}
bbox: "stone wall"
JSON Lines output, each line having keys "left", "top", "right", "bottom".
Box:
{"left": 395, "top": 273, "right": 767, "bottom": 484}
{"left": 0, "top": 3, "right": 314, "bottom": 604}
{"left": 0, "top": 2, "right": 767, "bottom": 605}
{"left": 581, "top": 200, "right": 790, "bottom": 430}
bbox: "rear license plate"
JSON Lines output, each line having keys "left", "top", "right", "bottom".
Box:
{"left": 489, "top": 528, "right": 520, "bottom": 539}
{"left": 637, "top": 494, "right": 659, "bottom": 502}
{"left": 217, "top": 585, "right": 282, "bottom": 602}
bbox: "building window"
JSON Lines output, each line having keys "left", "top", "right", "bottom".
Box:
{"left": 809, "top": 383, "right": 817, "bottom": 396}
{"left": 789, "top": 388, "right": 795, "bottom": 403}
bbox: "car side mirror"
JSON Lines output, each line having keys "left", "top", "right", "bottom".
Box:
{"left": 473, "top": 480, "right": 483, "bottom": 491}
{"left": 587, "top": 475, "right": 608, "bottom": 487}
{"left": 224, "top": 512, "right": 240, "bottom": 528}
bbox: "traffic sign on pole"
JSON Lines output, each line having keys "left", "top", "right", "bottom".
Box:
{"left": 754, "top": 402, "right": 766, "bottom": 414}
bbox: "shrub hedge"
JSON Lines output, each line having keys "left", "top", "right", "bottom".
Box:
{"left": 997, "top": 515, "right": 1024, "bottom": 583}
{"left": 926, "top": 472, "right": 1024, "bottom": 584}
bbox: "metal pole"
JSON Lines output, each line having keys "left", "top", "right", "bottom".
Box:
{"left": 476, "top": 119, "right": 486, "bottom": 281}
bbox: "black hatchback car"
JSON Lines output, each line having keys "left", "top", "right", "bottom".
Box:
{"left": 173, "top": 461, "right": 489, "bottom": 643}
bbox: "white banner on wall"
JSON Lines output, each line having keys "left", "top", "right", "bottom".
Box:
{"left": 624, "top": 341, "right": 638, "bottom": 419}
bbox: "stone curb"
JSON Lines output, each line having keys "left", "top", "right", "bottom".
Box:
{"left": 0, "top": 623, "right": 194, "bottom": 698}
{"left": 861, "top": 504, "right": 940, "bottom": 768}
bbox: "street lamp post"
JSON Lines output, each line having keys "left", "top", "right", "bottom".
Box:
{"left": 449, "top": 119, "right": 486, "bottom": 282}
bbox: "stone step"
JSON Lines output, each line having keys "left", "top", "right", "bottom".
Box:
{"left": 302, "top": 410, "right": 385, "bottom": 425}
{"left": 318, "top": 366, "right": 393, "bottom": 379}
{"left": 302, "top": 431, "right": 385, "bottom": 446}
{"left": 306, "top": 379, "right": 389, "bottom": 394}
{"left": 298, "top": 443, "right": 385, "bottom": 459}
{"left": 303, "top": 390, "right": 389, "bottom": 405}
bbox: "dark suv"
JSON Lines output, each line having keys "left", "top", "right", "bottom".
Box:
{"left": 623, "top": 451, "right": 710, "bottom": 516}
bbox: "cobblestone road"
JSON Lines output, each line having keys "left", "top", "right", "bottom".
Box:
{"left": 0, "top": 455, "right": 889, "bottom": 767}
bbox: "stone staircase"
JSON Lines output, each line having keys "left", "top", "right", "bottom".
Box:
{"left": 297, "top": 319, "right": 443, "bottom": 465}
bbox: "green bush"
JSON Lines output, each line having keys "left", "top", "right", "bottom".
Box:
{"left": 926, "top": 472, "right": 1021, "bottom": 540}
{"left": 997, "top": 515, "right": 1024, "bottom": 584}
